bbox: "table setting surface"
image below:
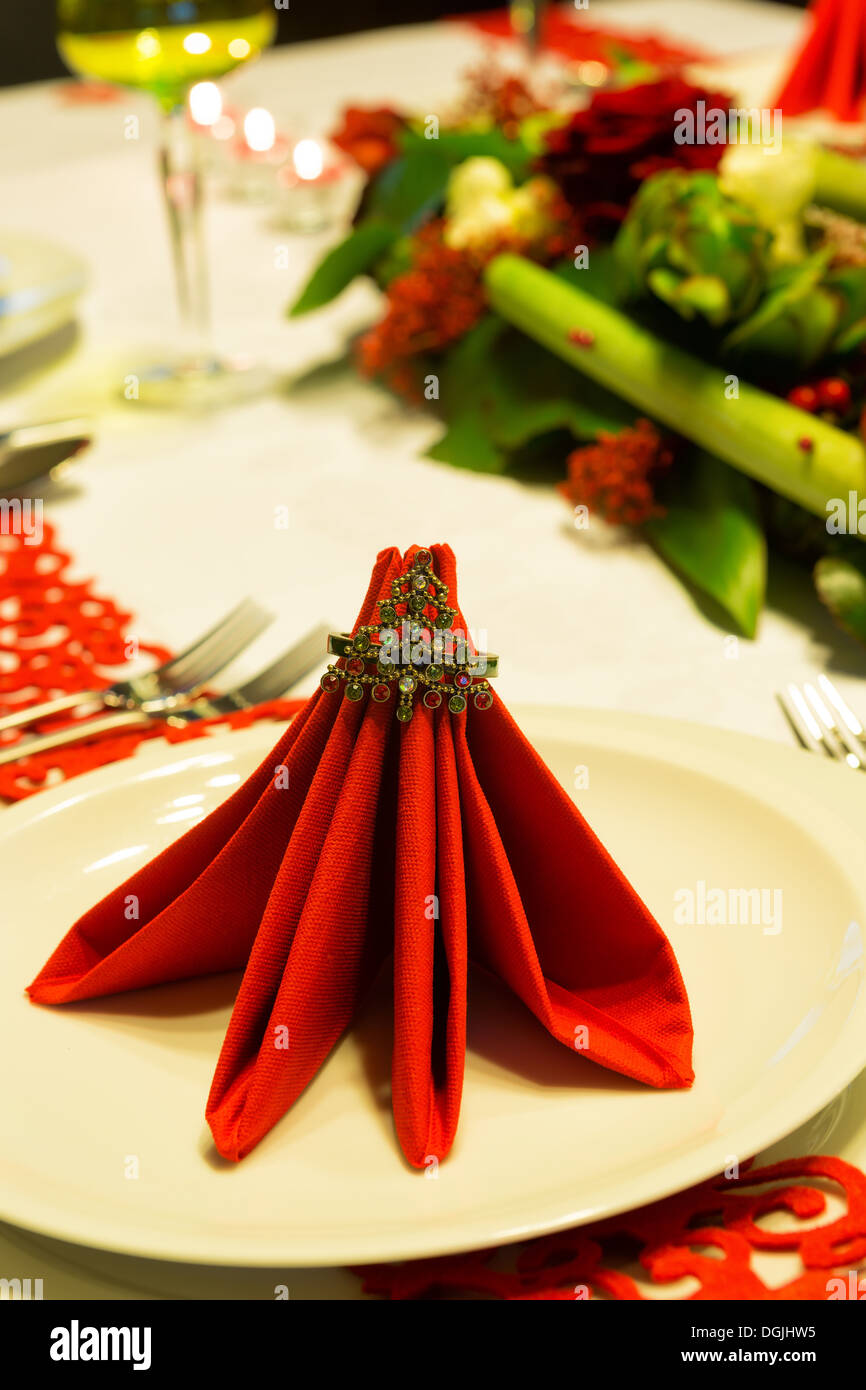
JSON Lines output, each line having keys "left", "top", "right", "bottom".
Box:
{"left": 3, "top": 0, "right": 866, "bottom": 1301}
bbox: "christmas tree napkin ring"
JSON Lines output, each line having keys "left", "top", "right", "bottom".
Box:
{"left": 320, "top": 547, "right": 497, "bottom": 721}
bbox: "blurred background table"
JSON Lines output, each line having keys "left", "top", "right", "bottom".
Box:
{"left": 3, "top": 2, "right": 859, "bottom": 731}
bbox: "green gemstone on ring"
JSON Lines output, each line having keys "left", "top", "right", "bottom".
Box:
{"left": 346, "top": 682, "right": 364, "bottom": 701}
{"left": 353, "top": 632, "right": 370, "bottom": 652}
{"left": 379, "top": 603, "right": 396, "bottom": 624}
{"left": 427, "top": 664, "right": 443, "bottom": 683}
{"left": 448, "top": 694, "right": 467, "bottom": 714}
{"left": 396, "top": 703, "right": 413, "bottom": 722}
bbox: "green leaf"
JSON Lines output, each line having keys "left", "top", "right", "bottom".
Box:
{"left": 289, "top": 222, "right": 397, "bottom": 316}
{"left": 722, "top": 253, "right": 835, "bottom": 365}
{"left": 424, "top": 314, "right": 635, "bottom": 474}
{"left": 365, "top": 146, "right": 451, "bottom": 230}
{"left": 814, "top": 555, "right": 866, "bottom": 644}
{"left": 411, "top": 128, "right": 532, "bottom": 180}
{"left": 364, "top": 128, "right": 531, "bottom": 234}
{"left": 646, "top": 450, "right": 766, "bottom": 637}
{"left": 427, "top": 412, "right": 508, "bottom": 473}
{"left": 555, "top": 246, "right": 622, "bottom": 306}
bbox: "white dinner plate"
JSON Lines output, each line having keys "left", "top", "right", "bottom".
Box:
{"left": 1, "top": 707, "right": 865, "bottom": 1267}
{"left": 0, "top": 231, "right": 87, "bottom": 359}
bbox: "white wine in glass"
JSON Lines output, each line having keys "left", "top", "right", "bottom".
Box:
{"left": 56, "top": 1, "right": 278, "bottom": 405}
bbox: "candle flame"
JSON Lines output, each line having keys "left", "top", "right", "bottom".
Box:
{"left": 243, "top": 107, "right": 276, "bottom": 154}
{"left": 188, "top": 81, "right": 222, "bottom": 127}
{"left": 293, "top": 138, "right": 324, "bottom": 181}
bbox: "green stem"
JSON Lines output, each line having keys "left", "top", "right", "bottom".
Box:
{"left": 484, "top": 254, "right": 866, "bottom": 521}
{"left": 813, "top": 147, "right": 866, "bottom": 223}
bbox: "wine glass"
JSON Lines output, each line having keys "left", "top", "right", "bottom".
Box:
{"left": 510, "top": 0, "right": 548, "bottom": 58}
{"left": 55, "top": 1, "right": 277, "bottom": 406}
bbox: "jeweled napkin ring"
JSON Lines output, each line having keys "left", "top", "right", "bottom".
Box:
{"left": 319, "top": 547, "right": 497, "bottom": 721}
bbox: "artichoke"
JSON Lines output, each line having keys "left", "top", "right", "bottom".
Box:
{"left": 613, "top": 169, "right": 772, "bottom": 327}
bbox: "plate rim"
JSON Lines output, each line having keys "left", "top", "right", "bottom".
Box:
{"left": 2, "top": 707, "right": 866, "bottom": 1266}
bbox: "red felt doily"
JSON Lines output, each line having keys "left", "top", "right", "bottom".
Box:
{"left": 357, "top": 1157, "right": 866, "bottom": 1300}
{"left": 0, "top": 522, "right": 302, "bottom": 800}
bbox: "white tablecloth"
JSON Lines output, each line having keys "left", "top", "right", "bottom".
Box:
{"left": 4, "top": 0, "right": 862, "bottom": 738}
{"left": 2, "top": 0, "right": 864, "bottom": 1299}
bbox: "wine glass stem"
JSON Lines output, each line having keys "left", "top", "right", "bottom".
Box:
{"left": 159, "top": 104, "right": 211, "bottom": 365}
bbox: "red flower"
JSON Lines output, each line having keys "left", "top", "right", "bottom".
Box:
{"left": 357, "top": 223, "right": 488, "bottom": 397}
{"left": 357, "top": 196, "right": 580, "bottom": 399}
{"left": 558, "top": 419, "right": 674, "bottom": 526}
{"left": 538, "top": 78, "right": 732, "bottom": 228}
{"left": 331, "top": 105, "right": 405, "bottom": 176}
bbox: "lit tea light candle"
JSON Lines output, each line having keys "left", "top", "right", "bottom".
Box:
{"left": 188, "top": 81, "right": 222, "bottom": 129}
{"left": 243, "top": 106, "right": 276, "bottom": 154}
{"left": 291, "top": 137, "right": 325, "bottom": 180}
{"left": 186, "top": 82, "right": 239, "bottom": 175}
{"left": 228, "top": 106, "right": 290, "bottom": 199}
{"left": 278, "top": 137, "right": 357, "bottom": 232}
{"left": 234, "top": 107, "right": 288, "bottom": 164}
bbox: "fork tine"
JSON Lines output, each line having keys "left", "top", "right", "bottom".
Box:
{"left": 803, "top": 681, "right": 864, "bottom": 770}
{"left": 233, "top": 624, "right": 330, "bottom": 707}
{"left": 778, "top": 685, "right": 826, "bottom": 755}
{"left": 817, "top": 673, "right": 865, "bottom": 739}
{"left": 151, "top": 599, "right": 261, "bottom": 677}
{"left": 156, "top": 599, "right": 273, "bottom": 693}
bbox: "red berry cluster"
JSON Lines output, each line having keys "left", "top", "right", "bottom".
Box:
{"left": 558, "top": 418, "right": 674, "bottom": 527}
{"left": 787, "top": 378, "right": 852, "bottom": 414}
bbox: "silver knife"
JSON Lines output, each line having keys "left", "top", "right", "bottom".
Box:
{"left": 0, "top": 419, "right": 91, "bottom": 495}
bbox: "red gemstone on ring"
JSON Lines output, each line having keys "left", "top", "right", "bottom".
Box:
{"left": 321, "top": 672, "right": 340, "bottom": 693}
{"left": 423, "top": 689, "right": 442, "bottom": 709}
{"left": 372, "top": 683, "right": 391, "bottom": 702}
{"left": 345, "top": 657, "right": 365, "bottom": 676}
{"left": 415, "top": 548, "right": 432, "bottom": 567}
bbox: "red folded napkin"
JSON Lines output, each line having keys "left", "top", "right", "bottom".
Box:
{"left": 775, "top": 0, "right": 866, "bottom": 123}
{"left": 28, "top": 545, "right": 693, "bottom": 1168}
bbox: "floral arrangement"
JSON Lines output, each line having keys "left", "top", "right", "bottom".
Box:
{"left": 292, "top": 66, "right": 866, "bottom": 648}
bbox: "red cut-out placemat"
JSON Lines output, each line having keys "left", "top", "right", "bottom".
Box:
{"left": 0, "top": 521, "right": 302, "bottom": 800}
{"left": 357, "top": 1157, "right": 866, "bottom": 1299}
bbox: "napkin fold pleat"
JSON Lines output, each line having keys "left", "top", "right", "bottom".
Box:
{"left": 456, "top": 700, "right": 694, "bottom": 1089}
{"left": 392, "top": 704, "right": 467, "bottom": 1168}
{"left": 207, "top": 696, "right": 396, "bottom": 1160}
{"left": 26, "top": 694, "right": 332, "bottom": 1004}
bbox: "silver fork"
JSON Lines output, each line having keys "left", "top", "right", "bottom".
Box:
{"left": 777, "top": 674, "right": 866, "bottom": 771}
{"left": 0, "top": 623, "right": 328, "bottom": 767}
{"left": 0, "top": 597, "right": 273, "bottom": 734}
